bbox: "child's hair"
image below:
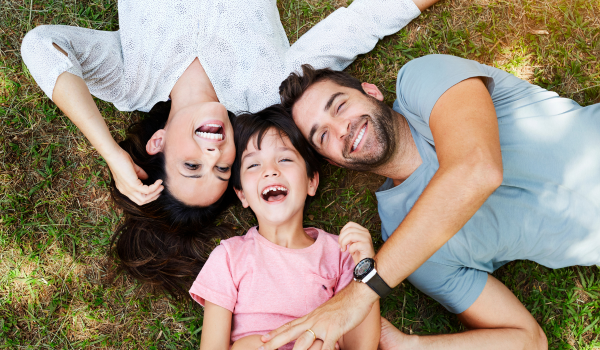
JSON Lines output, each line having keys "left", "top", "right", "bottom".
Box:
{"left": 232, "top": 104, "right": 322, "bottom": 207}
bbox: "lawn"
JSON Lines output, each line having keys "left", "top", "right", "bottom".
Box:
{"left": 1, "top": 0, "right": 599, "bottom": 348}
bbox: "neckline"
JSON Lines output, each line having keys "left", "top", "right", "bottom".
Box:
{"left": 250, "top": 226, "right": 322, "bottom": 253}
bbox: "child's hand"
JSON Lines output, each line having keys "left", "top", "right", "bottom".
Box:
{"left": 339, "top": 222, "right": 375, "bottom": 265}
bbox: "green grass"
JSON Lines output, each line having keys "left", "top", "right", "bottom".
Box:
{"left": 1, "top": 0, "right": 600, "bottom": 348}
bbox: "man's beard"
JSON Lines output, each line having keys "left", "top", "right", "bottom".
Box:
{"left": 339, "top": 96, "right": 398, "bottom": 172}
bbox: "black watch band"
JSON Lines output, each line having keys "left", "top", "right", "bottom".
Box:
{"left": 364, "top": 271, "right": 392, "bottom": 299}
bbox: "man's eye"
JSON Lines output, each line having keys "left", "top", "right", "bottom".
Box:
{"left": 337, "top": 102, "right": 345, "bottom": 113}
{"left": 216, "top": 166, "right": 230, "bottom": 172}
{"left": 320, "top": 131, "right": 327, "bottom": 144}
{"left": 185, "top": 163, "right": 199, "bottom": 170}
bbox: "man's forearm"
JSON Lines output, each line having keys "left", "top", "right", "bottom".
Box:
{"left": 375, "top": 160, "right": 500, "bottom": 288}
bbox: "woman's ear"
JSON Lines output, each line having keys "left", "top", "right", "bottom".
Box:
{"left": 234, "top": 188, "right": 250, "bottom": 208}
{"left": 146, "top": 129, "right": 166, "bottom": 155}
{"left": 307, "top": 172, "right": 320, "bottom": 197}
{"left": 361, "top": 82, "right": 384, "bottom": 101}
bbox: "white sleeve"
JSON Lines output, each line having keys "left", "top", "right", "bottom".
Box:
{"left": 285, "top": 0, "right": 420, "bottom": 73}
{"left": 21, "top": 25, "right": 124, "bottom": 103}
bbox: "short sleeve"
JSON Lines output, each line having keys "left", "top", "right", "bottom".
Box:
{"left": 394, "top": 55, "right": 496, "bottom": 143}
{"left": 189, "top": 245, "right": 237, "bottom": 312}
{"left": 406, "top": 260, "right": 488, "bottom": 314}
{"left": 335, "top": 251, "right": 355, "bottom": 294}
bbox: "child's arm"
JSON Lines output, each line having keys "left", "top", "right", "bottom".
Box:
{"left": 339, "top": 299, "right": 381, "bottom": 350}
{"left": 338, "top": 222, "right": 381, "bottom": 350}
{"left": 200, "top": 301, "right": 232, "bottom": 350}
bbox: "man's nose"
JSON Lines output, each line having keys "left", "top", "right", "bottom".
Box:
{"left": 334, "top": 119, "right": 352, "bottom": 139}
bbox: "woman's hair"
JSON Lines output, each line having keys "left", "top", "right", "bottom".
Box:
{"left": 109, "top": 101, "right": 236, "bottom": 298}
{"left": 231, "top": 104, "right": 322, "bottom": 208}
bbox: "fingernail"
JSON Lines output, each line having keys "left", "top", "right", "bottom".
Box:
{"left": 263, "top": 334, "right": 270, "bottom": 340}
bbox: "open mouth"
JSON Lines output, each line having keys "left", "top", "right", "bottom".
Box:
{"left": 351, "top": 122, "right": 367, "bottom": 152}
{"left": 196, "top": 122, "right": 224, "bottom": 141}
{"left": 261, "top": 185, "right": 289, "bottom": 203}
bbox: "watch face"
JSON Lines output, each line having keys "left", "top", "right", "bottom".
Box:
{"left": 354, "top": 258, "right": 375, "bottom": 280}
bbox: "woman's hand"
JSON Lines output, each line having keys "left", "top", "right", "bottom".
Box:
{"left": 338, "top": 222, "right": 375, "bottom": 265}
{"left": 107, "top": 149, "right": 164, "bottom": 205}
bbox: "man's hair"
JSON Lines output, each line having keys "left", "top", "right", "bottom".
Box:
{"left": 279, "top": 64, "right": 365, "bottom": 110}
{"left": 232, "top": 104, "right": 322, "bottom": 208}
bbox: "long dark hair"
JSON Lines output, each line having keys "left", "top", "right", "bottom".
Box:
{"left": 109, "top": 101, "right": 235, "bottom": 298}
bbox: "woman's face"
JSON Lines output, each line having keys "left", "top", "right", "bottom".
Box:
{"left": 149, "top": 102, "right": 236, "bottom": 206}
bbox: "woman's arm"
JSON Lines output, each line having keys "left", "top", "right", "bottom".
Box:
{"left": 52, "top": 71, "right": 163, "bottom": 205}
{"left": 285, "top": 0, "right": 434, "bottom": 73}
{"left": 200, "top": 301, "right": 233, "bottom": 350}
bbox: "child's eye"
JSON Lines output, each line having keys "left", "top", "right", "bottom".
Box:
{"left": 247, "top": 163, "right": 258, "bottom": 169}
{"left": 280, "top": 158, "right": 292, "bottom": 163}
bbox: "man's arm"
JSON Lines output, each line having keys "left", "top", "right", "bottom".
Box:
{"left": 259, "top": 78, "right": 503, "bottom": 350}
{"left": 381, "top": 275, "right": 547, "bottom": 350}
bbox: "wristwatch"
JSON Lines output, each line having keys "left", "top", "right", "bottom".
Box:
{"left": 353, "top": 258, "right": 392, "bottom": 298}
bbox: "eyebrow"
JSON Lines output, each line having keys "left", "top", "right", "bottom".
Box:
{"left": 307, "top": 92, "right": 345, "bottom": 148}
{"left": 324, "top": 92, "right": 344, "bottom": 112}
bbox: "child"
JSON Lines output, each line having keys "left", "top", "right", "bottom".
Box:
{"left": 189, "top": 105, "right": 381, "bottom": 350}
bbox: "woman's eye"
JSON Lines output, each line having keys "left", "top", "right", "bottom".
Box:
{"left": 216, "top": 166, "right": 230, "bottom": 172}
{"left": 320, "top": 131, "right": 327, "bottom": 144}
{"left": 185, "top": 163, "right": 199, "bottom": 170}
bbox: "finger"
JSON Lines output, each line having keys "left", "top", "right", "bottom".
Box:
{"left": 291, "top": 330, "right": 317, "bottom": 350}
{"left": 148, "top": 179, "right": 164, "bottom": 191}
{"left": 321, "top": 332, "right": 339, "bottom": 350}
{"left": 261, "top": 321, "right": 308, "bottom": 350}
{"left": 134, "top": 163, "right": 148, "bottom": 180}
{"left": 339, "top": 231, "right": 362, "bottom": 251}
{"left": 140, "top": 189, "right": 162, "bottom": 205}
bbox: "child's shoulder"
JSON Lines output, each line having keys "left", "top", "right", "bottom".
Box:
{"left": 217, "top": 226, "right": 260, "bottom": 251}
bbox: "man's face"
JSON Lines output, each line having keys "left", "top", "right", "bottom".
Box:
{"left": 292, "top": 80, "right": 397, "bottom": 171}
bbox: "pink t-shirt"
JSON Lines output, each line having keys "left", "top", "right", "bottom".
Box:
{"left": 190, "top": 227, "right": 354, "bottom": 349}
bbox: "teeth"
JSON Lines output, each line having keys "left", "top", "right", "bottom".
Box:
{"left": 262, "top": 186, "right": 288, "bottom": 195}
{"left": 205, "top": 123, "right": 221, "bottom": 128}
{"left": 196, "top": 131, "right": 223, "bottom": 140}
{"left": 352, "top": 125, "right": 366, "bottom": 151}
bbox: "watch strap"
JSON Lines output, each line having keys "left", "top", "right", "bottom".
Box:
{"left": 364, "top": 271, "right": 392, "bottom": 299}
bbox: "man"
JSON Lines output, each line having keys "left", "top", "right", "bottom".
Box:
{"left": 258, "top": 54, "right": 600, "bottom": 350}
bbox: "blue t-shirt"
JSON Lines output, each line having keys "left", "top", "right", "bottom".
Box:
{"left": 376, "top": 54, "right": 600, "bottom": 314}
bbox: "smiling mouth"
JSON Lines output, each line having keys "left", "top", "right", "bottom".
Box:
{"left": 261, "top": 185, "right": 289, "bottom": 202}
{"left": 351, "top": 122, "right": 367, "bottom": 152}
{"left": 196, "top": 123, "right": 224, "bottom": 140}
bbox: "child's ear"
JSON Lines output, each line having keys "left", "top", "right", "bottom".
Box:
{"left": 146, "top": 129, "right": 166, "bottom": 155}
{"left": 307, "top": 172, "right": 320, "bottom": 197}
{"left": 234, "top": 188, "right": 250, "bottom": 208}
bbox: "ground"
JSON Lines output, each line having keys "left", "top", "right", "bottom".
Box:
{"left": 0, "top": 0, "right": 599, "bottom": 348}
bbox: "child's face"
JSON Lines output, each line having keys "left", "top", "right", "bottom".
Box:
{"left": 235, "top": 128, "right": 319, "bottom": 225}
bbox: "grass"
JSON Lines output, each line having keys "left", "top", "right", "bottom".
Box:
{"left": 0, "top": 0, "right": 599, "bottom": 348}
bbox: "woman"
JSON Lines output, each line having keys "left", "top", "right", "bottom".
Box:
{"left": 21, "top": 0, "right": 425, "bottom": 296}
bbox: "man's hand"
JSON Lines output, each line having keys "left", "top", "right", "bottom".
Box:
{"left": 107, "top": 149, "right": 164, "bottom": 205}
{"left": 338, "top": 222, "right": 375, "bottom": 264}
{"left": 259, "top": 282, "right": 379, "bottom": 350}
